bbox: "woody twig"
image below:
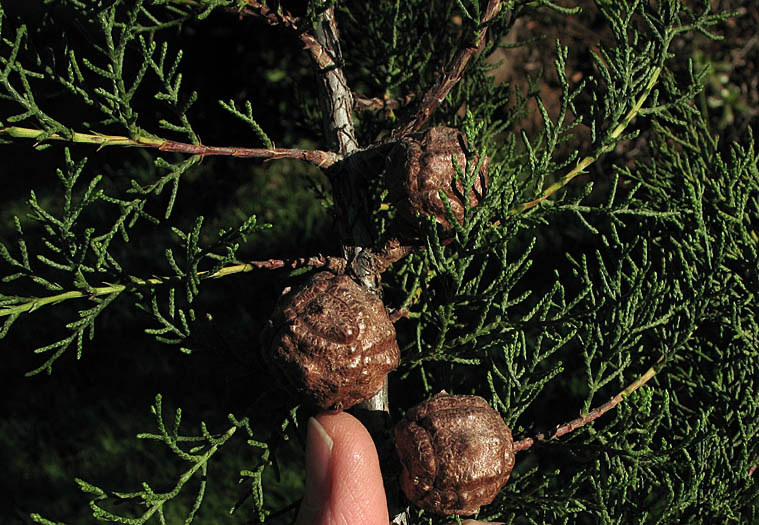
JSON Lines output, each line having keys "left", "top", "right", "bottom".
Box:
{"left": 230, "top": 1, "right": 299, "bottom": 29}
{"left": 514, "top": 365, "right": 659, "bottom": 452}
{"left": 0, "top": 126, "right": 339, "bottom": 168}
{"left": 393, "top": 0, "right": 504, "bottom": 138}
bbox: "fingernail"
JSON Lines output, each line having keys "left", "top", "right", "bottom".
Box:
{"left": 300, "top": 417, "right": 334, "bottom": 515}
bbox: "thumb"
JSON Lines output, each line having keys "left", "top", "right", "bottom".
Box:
{"left": 296, "top": 411, "right": 389, "bottom": 525}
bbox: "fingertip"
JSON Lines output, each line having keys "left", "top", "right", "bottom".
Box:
{"left": 296, "top": 417, "right": 335, "bottom": 524}
{"left": 314, "top": 411, "right": 389, "bottom": 524}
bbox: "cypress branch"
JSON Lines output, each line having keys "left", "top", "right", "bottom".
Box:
{"left": 510, "top": 66, "right": 662, "bottom": 215}
{"left": 515, "top": 363, "right": 660, "bottom": 452}
{"left": 0, "top": 254, "right": 345, "bottom": 318}
{"left": 393, "top": 0, "right": 504, "bottom": 138}
{"left": 0, "top": 126, "right": 340, "bottom": 167}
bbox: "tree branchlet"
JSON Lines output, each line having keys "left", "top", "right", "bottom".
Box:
{"left": 228, "top": 1, "right": 299, "bottom": 30}
{"left": 514, "top": 366, "right": 660, "bottom": 452}
{"left": 0, "top": 126, "right": 340, "bottom": 168}
{"left": 0, "top": 254, "right": 346, "bottom": 319}
{"left": 393, "top": 0, "right": 504, "bottom": 138}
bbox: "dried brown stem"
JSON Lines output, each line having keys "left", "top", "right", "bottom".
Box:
{"left": 229, "top": 1, "right": 299, "bottom": 29}
{"left": 299, "top": 32, "right": 334, "bottom": 70}
{"left": 354, "top": 92, "right": 415, "bottom": 114}
{"left": 369, "top": 238, "right": 420, "bottom": 274}
{"left": 393, "top": 0, "right": 503, "bottom": 138}
{"left": 388, "top": 308, "right": 410, "bottom": 323}
{"left": 244, "top": 254, "right": 346, "bottom": 273}
{"left": 0, "top": 126, "right": 340, "bottom": 168}
{"left": 514, "top": 365, "right": 659, "bottom": 452}
{"left": 158, "top": 140, "right": 339, "bottom": 167}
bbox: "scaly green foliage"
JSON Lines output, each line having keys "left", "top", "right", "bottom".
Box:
{"left": 1, "top": 0, "right": 756, "bottom": 523}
